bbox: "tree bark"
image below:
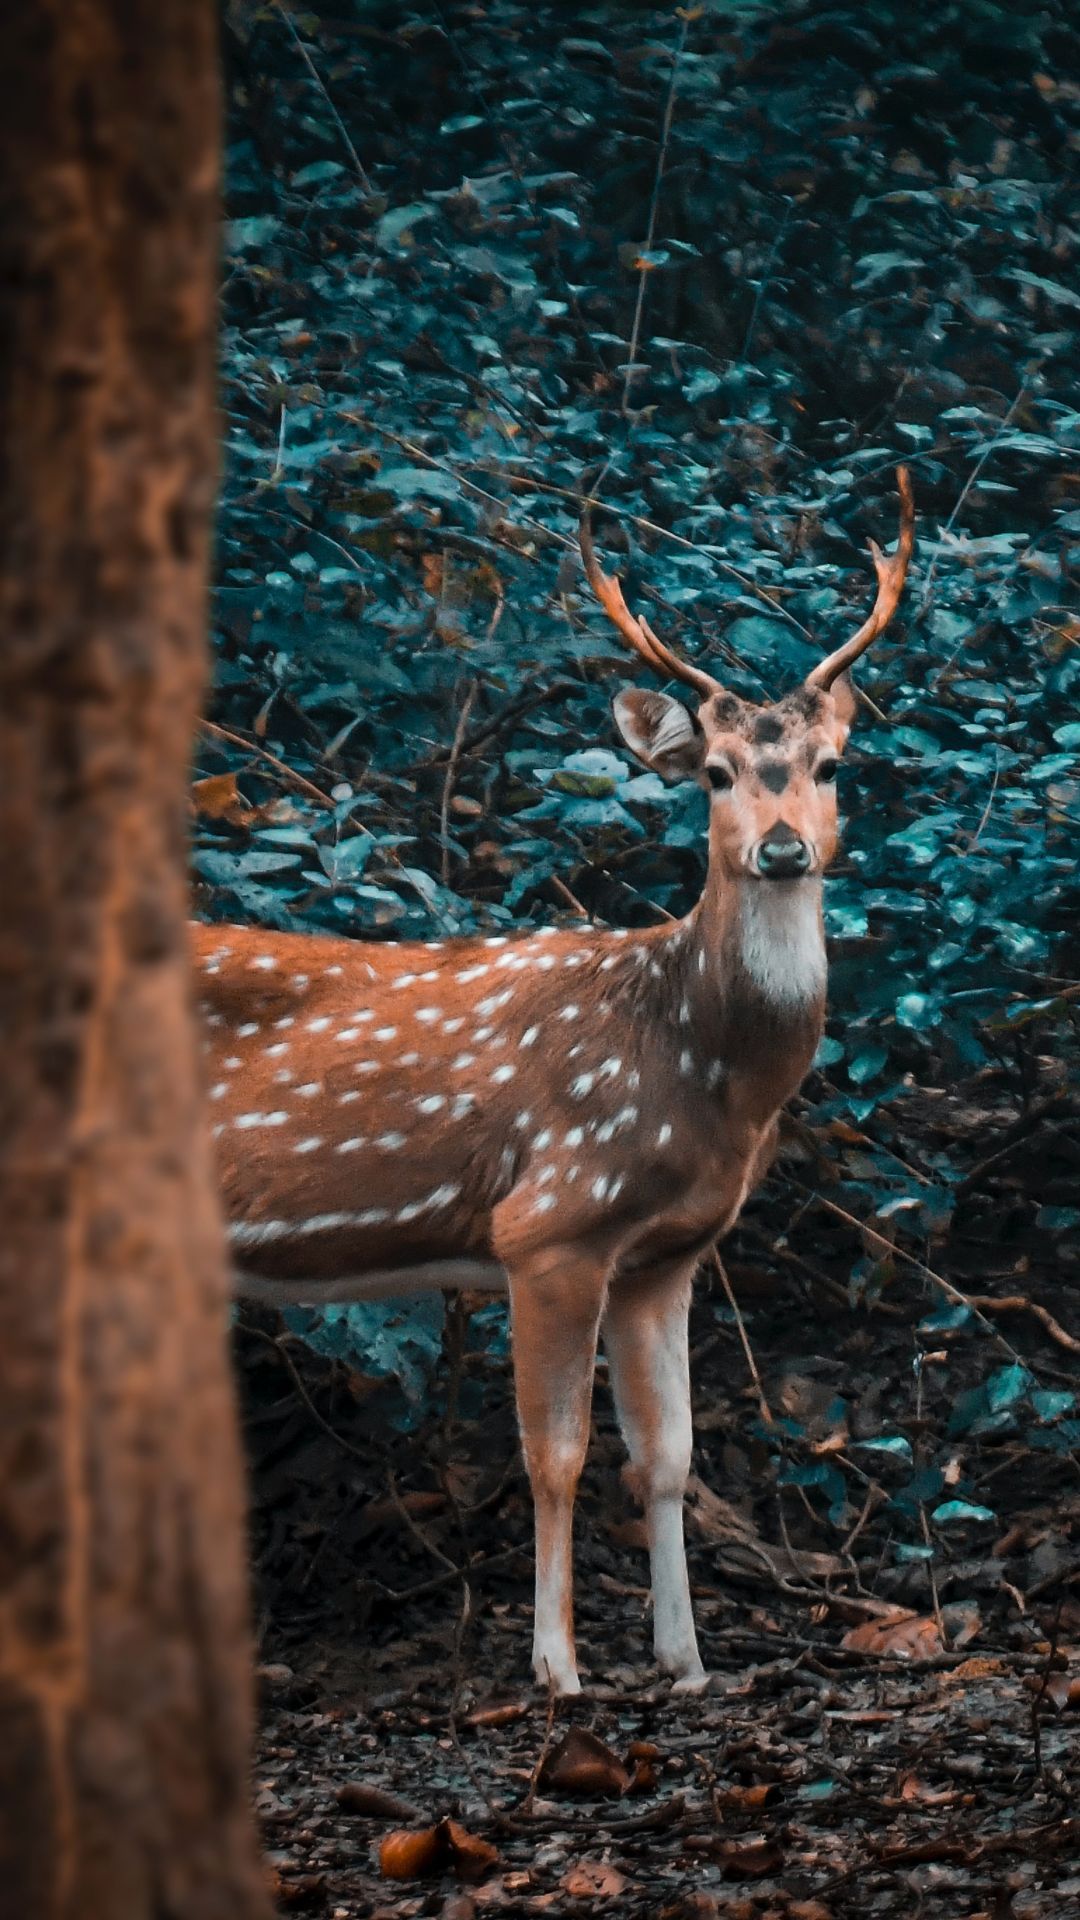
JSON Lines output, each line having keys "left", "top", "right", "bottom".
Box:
{"left": 0, "top": 5, "right": 270, "bottom": 1916}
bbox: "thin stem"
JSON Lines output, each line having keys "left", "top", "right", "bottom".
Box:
{"left": 439, "top": 679, "right": 479, "bottom": 886}
{"left": 712, "top": 1251, "right": 773, "bottom": 1425}
{"left": 622, "top": 12, "right": 690, "bottom": 414}
{"left": 918, "top": 384, "right": 1030, "bottom": 613}
{"left": 274, "top": 1, "right": 372, "bottom": 192}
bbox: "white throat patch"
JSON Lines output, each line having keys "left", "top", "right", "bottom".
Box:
{"left": 738, "top": 878, "right": 826, "bottom": 1007}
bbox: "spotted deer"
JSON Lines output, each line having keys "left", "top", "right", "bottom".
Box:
{"left": 197, "top": 470, "right": 914, "bottom": 1696}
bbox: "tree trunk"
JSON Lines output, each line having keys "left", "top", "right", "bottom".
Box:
{"left": 0, "top": 4, "right": 270, "bottom": 1915}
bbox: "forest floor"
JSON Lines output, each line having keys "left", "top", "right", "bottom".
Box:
{"left": 238, "top": 1072, "right": 1080, "bottom": 1920}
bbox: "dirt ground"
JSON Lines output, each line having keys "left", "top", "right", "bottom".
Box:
{"left": 238, "top": 1087, "right": 1080, "bottom": 1919}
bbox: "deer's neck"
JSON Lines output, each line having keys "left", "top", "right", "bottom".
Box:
{"left": 681, "top": 874, "right": 826, "bottom": 1100}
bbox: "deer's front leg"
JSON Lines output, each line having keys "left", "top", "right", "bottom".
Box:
{"left": 603, "top": 1262, "right": 706, "bottom": 1691}
{"left": 507, "top": 1247, "right": 610, "bottom": 1697}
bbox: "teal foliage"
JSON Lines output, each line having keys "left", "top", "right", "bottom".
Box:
{"left": 212, "top": 1, "right": 1080, "bottom": 1492}
{"left": 283, "top": 1298, "right": 445, "bottom": 1423}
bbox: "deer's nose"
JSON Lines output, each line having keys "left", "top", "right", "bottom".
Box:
{"left": 755, "top": 824, "right": 812, "bottom": 878}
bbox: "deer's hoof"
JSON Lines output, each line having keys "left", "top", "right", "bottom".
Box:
{"left": 669, "top": 1664, "right": 710, "bottom": 1696}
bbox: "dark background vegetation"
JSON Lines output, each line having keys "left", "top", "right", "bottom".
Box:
{"left": 202, "top": 3, "right": 1079, "bottom": 1909}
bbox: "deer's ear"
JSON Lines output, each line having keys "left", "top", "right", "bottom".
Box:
{"left": 827, "top": 671, "right": 858, "bottom": 731}
{"left": 612, "top": 689, "right": 704, "bottom": 782}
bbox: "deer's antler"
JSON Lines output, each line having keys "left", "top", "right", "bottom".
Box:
{"left": 806, "top": 467, "right": 915, "bottom": 692}
{"left": 580, "top": 511, "right": 722, "bottom": 700}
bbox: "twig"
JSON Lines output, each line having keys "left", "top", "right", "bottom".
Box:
{"left": 273, "top": 403, "right": 287, "bottom": 481}
{"left": 919, "top": 385, "right": 1029, "bottom": 613}
{"left": 789, "top": 1181, "right": 1029, "bottom": 1366}
{"left": 367, "top": 1546, "right": 522, "bottom": 1608}
{"left": 273, "top": 1, "right": 372, "bottom": 192}
{"left": 521, "top": 1675, "right": 558, "bottom": 1817}
{"left": 439, "top": 679, "right": 479, "bottom": 885}
{"left": 1029, "top": 1596, "right": 1064, "bottom": 1783}
{"left": 741, "top": 197, "right": 797, "bottom": 361}
{"left": 623, "top": 11, "right": 690, "bottom": 413}
{"left": 963, "top": 1294, "right": 1080, "bottom": 1355}
{"left": 550, "top": 875, "right": 594, "bottom": 921}
{"left": 240, "top": 1324, "right": 369, "bottom": 1461}
{"left": 386, "top": 1470, "right": 459, "bottom": 1576}
{"left": 964, "top": 752, "right": 1000, "bottom": 854}
{"left": 446, "top": 1581, "right": 511, "bottom": 1828}
{"left": 711, "top": 1251, "right": 773, "bottom": 1425}
{"left": 198, "top": 718, "right": 334, "bottom": 810}
{"left": 956, "top": 1095, "right": 1072, "bottom": 1195}
{"left": 422, "top": 678, "right": 579, "bottom": 766}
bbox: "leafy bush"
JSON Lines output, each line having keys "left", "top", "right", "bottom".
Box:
{"left": 211, "top": 1, "right": 1080, "bottom": 1525}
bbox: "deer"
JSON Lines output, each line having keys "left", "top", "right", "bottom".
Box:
{"left": 195, "top": 470, "right": 914, "bottom": 1697}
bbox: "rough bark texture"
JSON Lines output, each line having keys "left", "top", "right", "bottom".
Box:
{"left": 0, "top": 5, "right": 270, "bottom": 1915}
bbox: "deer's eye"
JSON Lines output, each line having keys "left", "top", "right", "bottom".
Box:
{"left": 815, "top": 757, "right": 839, "bottom": 784}
{"left": 707, "top": 763, "right": 735, "bottom": 792}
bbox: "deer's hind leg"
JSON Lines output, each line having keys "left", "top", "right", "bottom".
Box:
{"left": 603, "top": 1258, "right": 706, "bottom": 1691}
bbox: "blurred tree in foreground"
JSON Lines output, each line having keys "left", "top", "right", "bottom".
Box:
{"left": 0, "top": 3, "right": 269, "bottom": 1914}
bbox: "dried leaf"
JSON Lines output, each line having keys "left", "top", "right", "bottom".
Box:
{"left": 463, "top": 1702, "right": 530, "bottom": 1729}
{"left": 379, "top": 1816, "right": 499, "bottom": 1883}
{"left": 560, "top": 1860, "right": 628, "bottom": 1898}
{"left": 379, "top": 1824, "right": 447, "bottom": 1880}
{"left": 336, "top": 1781, "right": 422, "bottom": 1821}
{"left": 1025, "top": 1668, "right": 1080, "bottom": 1711}
{"left": 192, "top": 771, "right": 256, "bottom": 825}
{"left": 897, "top": 1771, "right": 960, "bottom": 1805}
{"left": 271, "top": 1870, "right": 328, "bottom": 1909}
{"left": 540, "top": 1727, "right": 631, "bottom": 1797}
{"left": 445, "top": 1820, "right": 501, "bottom": 1883}
{"left": 713, "top": 1782, "right": 782, "bottom": 1813}
{"left": 841, "top": 1608, "right": 944, "bottom": 1659}
{"left": 716, "top": 1836, "right": 784, "bottom": 1877}
{"left": 626, "top": 1738, "right": 662, "bottom": 1793}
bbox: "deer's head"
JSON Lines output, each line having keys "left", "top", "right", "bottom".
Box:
{"left": 583, "top": 470, "right": 914, "bottom": 884}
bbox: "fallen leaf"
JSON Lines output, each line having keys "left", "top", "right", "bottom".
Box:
{"left": 626, "top": 1738, "right": 662, "bottom": 1793}
{"left": 463, "top": 1703, "right": 530, "bottom": 1729}
{"left": 716, "top": 1836, "right": 783, "bottom": 1877}
{"left": 540, "top": 1727, "right": 630, "bottom": 1797}
{"left": 841, "top": 1609, "right": 944, "bottom": 1659}
{"left": 380, "top": 1825, "right": 446, "bottom": 1880}
{"left": 1025, "top": 1669, "right": 1080, "bottom": 1711}
{"left": 192, "top": 770, "right": 256, "bottom": 825}
{"left": 445, "top": 1821, "right": 501, "bottom": 1883}
{"left": 940, "top": 1656, "right": 1005, "bottom": 1684}
{"left": 686, "top": 1477, "right": 846, "bottom": 1580}
{"left": 561, "top": 1860, "right": 628, "bottom": 1898}
{"left": 897, "top": 1771, "right": 960, "bottom": 1805}
{"left": 359, "top": 1490, "right": 447, "bottom": 1534}
{"left": 713, "top": 1783, "right": 782, "bottom": 1813}
{"left": 270, "top": 1870, "right": 328, "bottom": 1909}
{"left": 379, "top": 1817, "right": 500, "bottom": 1883}
{"left": 336, "top": 1781, "right": 422, "bottom": 1821}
